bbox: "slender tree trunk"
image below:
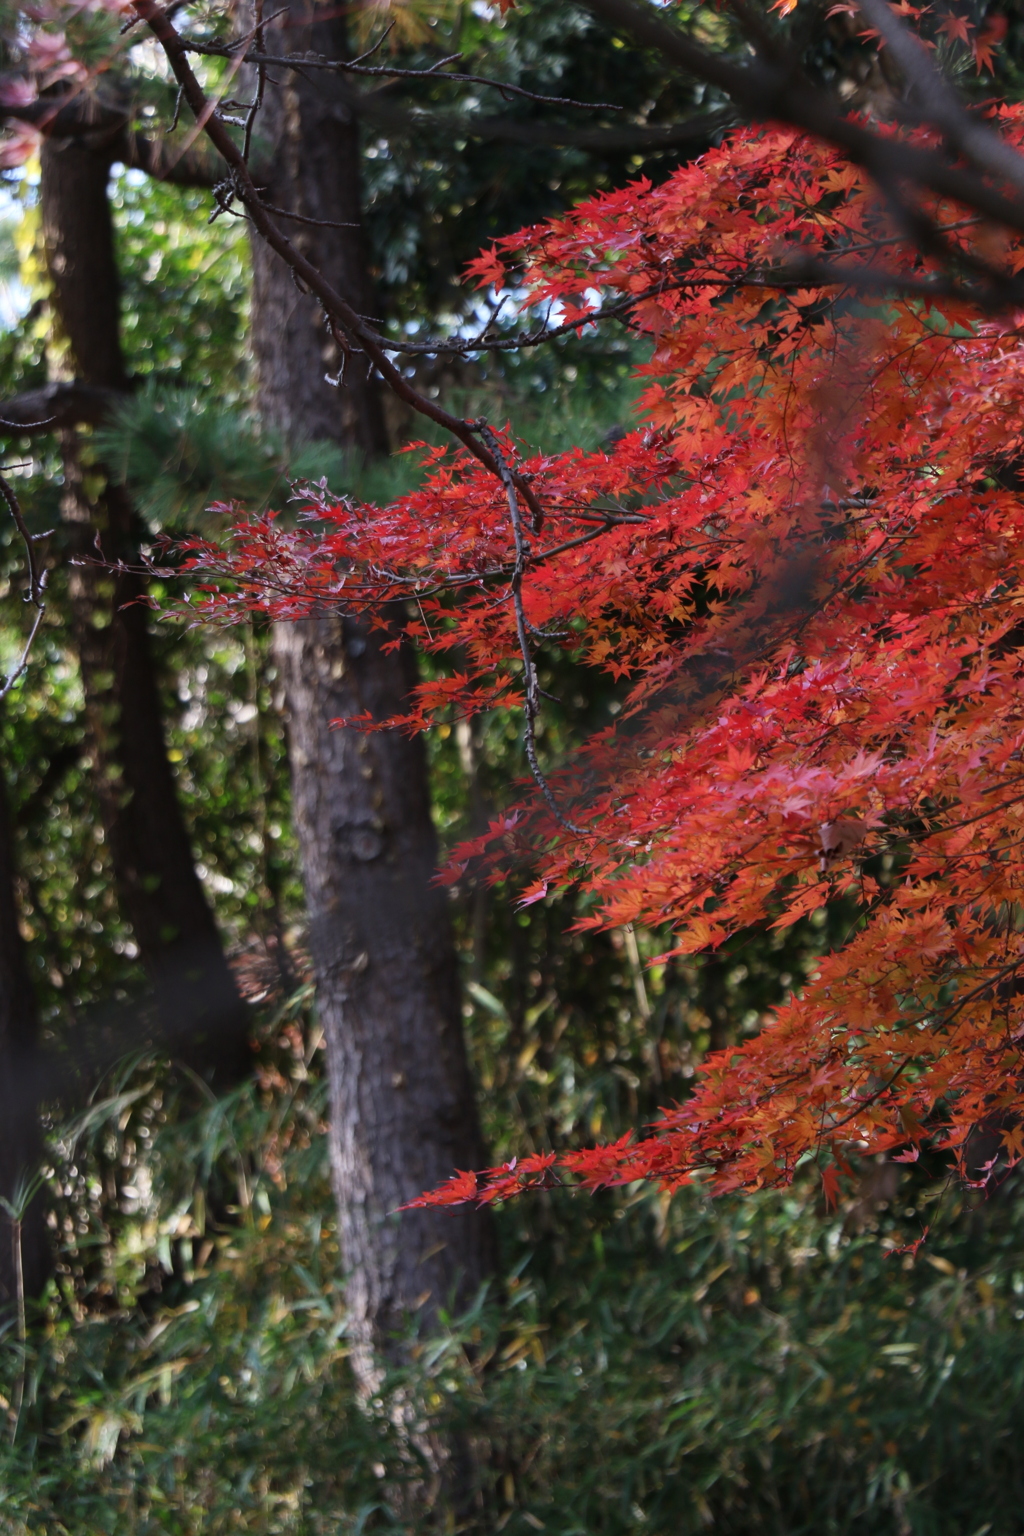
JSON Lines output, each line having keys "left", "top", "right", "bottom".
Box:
{"left": 248, "top": 0, "right": 495, "bottom": 1388}
{"left": 0, "top": 761, "right": 49, "bottom": 1310}
{"left": 40, "top": 137, "right": 251, "bottom": 1087}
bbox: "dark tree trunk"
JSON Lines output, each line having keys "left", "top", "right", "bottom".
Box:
{"left": 247, "top": 9, "right": 388, "bottom": 458}
{"left": 273, "top": 620, "right": 495, "bottom": 1371}
{"left": 40, "top": 137, "right": 251, "bottom": 1087}
{"left": 0, "top": 762, "right": 49, "bottom": 1310}
{"left": 248, "top": 0, "right": 494, "bottom": 1383}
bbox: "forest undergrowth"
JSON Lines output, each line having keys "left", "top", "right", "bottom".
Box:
{"left": 1, "top": 966, "right": 1023, "bottom": 1536}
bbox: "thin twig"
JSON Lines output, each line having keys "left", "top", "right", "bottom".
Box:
{"left": 241, "top": 0, "right": 265, "bottom": 164}
{"left": 348, "top": 22, "right": 396, "bottom": 65}
{"left": 253, "top": 198, "right": 358, "bottom": 230}
{"left": 178, "top": 35, "right": 624, "bottom": 111}
{"left": 0, "top": 414, "right": 55, "bottom": 431}
{"left": 169, "top": 82, "right": 184, "bottom": 134}
{"left": 478, "top": 424, "right": 583, "bottom": 835}
{"left": 0, "top": 470, "right": 47, "bottom": 702}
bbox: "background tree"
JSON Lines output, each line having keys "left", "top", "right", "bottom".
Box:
{"left": 39, "top": 131, "right": 252, "bottom": 1086}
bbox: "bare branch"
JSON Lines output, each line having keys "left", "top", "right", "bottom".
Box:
{"left": 252, "top": 198, "right": 357, "bottom": 230}
{"left": 134, "top": 0, "right": 547, "bottom": 528}
{"left": 177, "top": 35, "right": 625, "bottom": 112}
{"left": 0, "top": 382, "right": 125, "bottom": 435}
{"left": 0, "top": 471, "right": 47, "bottom": 702}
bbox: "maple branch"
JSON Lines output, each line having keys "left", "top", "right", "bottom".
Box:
{"left": 584, "top": 0, "right": 1024, "bottom": 249}
{"left": 378, "top": 217, "right": 1017, "bottom": 362}
{"left": 677, "top": 949, "right": 1024, "bottom": 1166}
{"left": 134, "top": 0, "right": 548, "bottom": 533}
{"left": 177, "top": 33, "right": 625, "bottom": 112}
{"left": 825, "top": 1058, "right": 913, "bottom": 1136}
{"left": 0, "top": 470, "right": 48, "bottom": 703}
{"left": 349, "top": 514, "right": 650, "bottom": 601}
{"left": 854, "top": 0, "right": 1024, "bottom": 202}
{"left": 764, "top": 256, "right": 1024, "bottom": 309}
{"left": 477, "top": 424, "right": 583, "bottom": 835}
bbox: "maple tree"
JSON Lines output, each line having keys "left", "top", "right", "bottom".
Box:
{"left": 11, "top": 0, "right": 1024, "bottom": 1214}
{"left": 170, "top": 103, "right": 1024, "bottom": 1211}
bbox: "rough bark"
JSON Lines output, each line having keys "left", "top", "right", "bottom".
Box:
{"left": 0, "top": 762, "right": 50, "bottom": 1310}
{"left": 247, "top": 13, "right": 388, "bottom": 456}
{"left": 247, "top": 0, "right": 494, "bottom": 1381}
{"left": 274, "top": 619, "right": 495, "bottom": 1371}
{"left": 40, "top": 136, "right": 251, "bottom": 1087}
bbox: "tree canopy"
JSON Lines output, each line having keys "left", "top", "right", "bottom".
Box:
{"left": 167, "top": 75, "right": 1024, "bottom": 1208}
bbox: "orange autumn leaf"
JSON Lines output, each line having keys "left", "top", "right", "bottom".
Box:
{"left": 176, "top": 113, "right": 1024, "bottom": 1205}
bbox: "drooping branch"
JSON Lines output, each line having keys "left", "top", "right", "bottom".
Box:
{"left": 177, "top": 31, "right": 627, "bottom": 111}
{"left": 477, "top": 424, "right": 582, "bottom": 834}
{"left": 134, "top": 0, "right": 547, "bottom": 525}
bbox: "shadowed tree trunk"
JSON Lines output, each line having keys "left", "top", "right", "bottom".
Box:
{"left": 248, "top": 0, "right": 495, "bottom": 1397}
{"left": 273, "top": 620, "right": 496, "bottom": 1372}
{"left": 39, "top": 136, "right": 251, "bottom": 1088}
{"left": 0, "top": 759, "right": 49, "bottom": 1310}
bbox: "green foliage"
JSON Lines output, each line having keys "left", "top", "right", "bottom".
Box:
{"left": 94, "top": 385, "right": 348, "bottom": 529}
{"left": 111, "top": 172, "right": 250, "bottom": 397}
{"left": 3, "top": 1038, "right": 1024, "bottom": 1535}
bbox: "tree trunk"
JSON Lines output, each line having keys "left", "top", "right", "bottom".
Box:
{"left": 0, "top": 759, "right": 49, "bottom": 1310}
{"left": 273, "top": 620, "right": 495, "bottom": 1371}
{"left": 248, "top": 0, "right": 494, "bottom": 1386}
{"left": 40, "top": 137, "right": 251, "bottom": 1088}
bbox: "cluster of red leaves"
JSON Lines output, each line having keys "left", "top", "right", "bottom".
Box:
{"left": 779, "top": 0, "right": 1008, "bottom": 74}
{"left": 181, "top": 115, "right": 1024, "bottom": 1205}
